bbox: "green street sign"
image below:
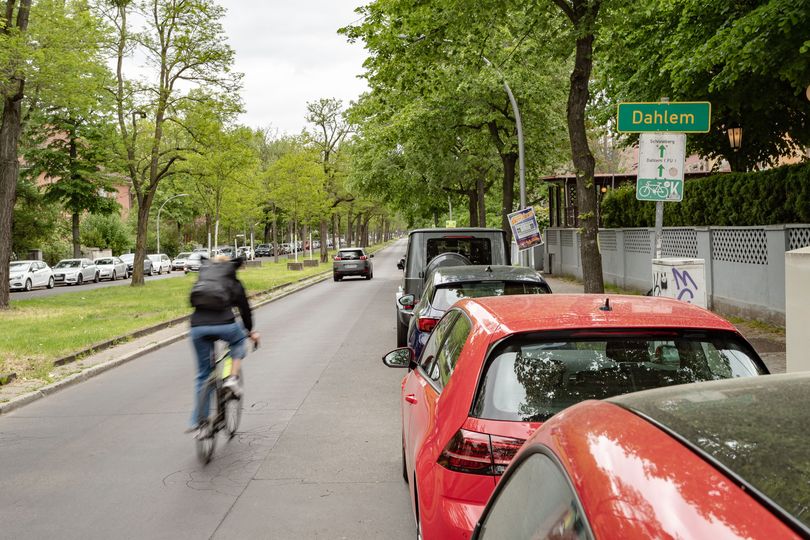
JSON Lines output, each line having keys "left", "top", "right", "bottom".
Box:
{"left": 617, "top": 102, "right": 711, "bottom": 133}
{"left": 636, "top": 178, "right": 684, "bottom": 202}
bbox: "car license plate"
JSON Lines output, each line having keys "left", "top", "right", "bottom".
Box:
{"left": 346, "top": 264, "right": 357, "bottom": 268}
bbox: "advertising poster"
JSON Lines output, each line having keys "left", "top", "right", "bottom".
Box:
{"left": 508, "top": 207, "right": 543, "bottom": 251}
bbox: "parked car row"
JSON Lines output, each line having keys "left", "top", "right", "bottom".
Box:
{"left": 8, "top": 253, "right": 178, "bottom": 292}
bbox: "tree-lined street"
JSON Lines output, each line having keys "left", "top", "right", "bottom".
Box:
{"left": 0, "top": 242, "right": 413, "bottom": 539}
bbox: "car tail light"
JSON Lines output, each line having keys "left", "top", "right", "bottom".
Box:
{"left": 438, "top": 429, "right": 525, "bottom": 476}
{"left": 360, "top": 255, "right": 368, "bottom": 260}
{"left": 417, "top": 317, "right": 440, "bottom": 333}
{"left": 334, "top": 256, "right": 342, "bottom": 261}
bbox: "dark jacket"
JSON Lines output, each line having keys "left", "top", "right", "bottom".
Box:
{"left": 190, "top": 260, "right": 253, "bottom": 331}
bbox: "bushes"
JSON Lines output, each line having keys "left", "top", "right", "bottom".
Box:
{"left": 80, "top": 214, "right": 133, "bottom": 255}
{"left": 601, "top": 162, "right": 810, "bottom": 227}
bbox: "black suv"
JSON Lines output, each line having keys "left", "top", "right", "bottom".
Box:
{"left": 255, "top": 243, "right": 272, "bottom": 257}
{"left": 395, "top": 228, "right": 510, "bottom": 346}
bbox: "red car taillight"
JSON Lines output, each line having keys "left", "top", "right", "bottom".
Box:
{"left": 417, "top": 317, "right": 440, "bottom": 332}
{"left": 437, "top": 429, "right": 525, "bottom": 476}
{"left": 360, "top": 255, "right": 368, "bottom": 260}
{"left": 333, "top": 256, "right": 342, "bottom": 261}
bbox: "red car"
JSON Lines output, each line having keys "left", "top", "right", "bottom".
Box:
{"left": 471, "top": 372, "right": 810, "bottom": 539}
{"left": 382, "top": 295, "right": 769, "bottom": 540}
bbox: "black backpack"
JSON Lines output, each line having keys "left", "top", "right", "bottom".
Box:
{"left": 190, "top": 261, "right": 235, "bottom": 310}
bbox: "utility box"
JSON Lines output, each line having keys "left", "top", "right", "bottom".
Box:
{"left": 27, "top": 249, "right": 43, "bottom": 261}
{"left": 785, "top": 247, "right": 810, "bottom": 373}
{"left": 651, "top": 258, "right": 707, "bottom": 309}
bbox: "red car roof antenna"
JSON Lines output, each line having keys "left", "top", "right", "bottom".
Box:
{"left": 599, "top": 298, "right": 612, "bottom": 312}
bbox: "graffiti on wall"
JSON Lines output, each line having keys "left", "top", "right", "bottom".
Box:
{"left": 651, "top": 262, "right": 707, "bottom": 308}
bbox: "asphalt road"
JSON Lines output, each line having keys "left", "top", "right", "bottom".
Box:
{"left": 11, "top": 270, "right": 184, "bottom": 300}
{"left": 0, "top": 240, "right": 414, "bottom": 539}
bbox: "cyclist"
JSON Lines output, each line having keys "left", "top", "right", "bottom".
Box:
{"left": 188, "top": 254, "right": 259, "bottom": 432}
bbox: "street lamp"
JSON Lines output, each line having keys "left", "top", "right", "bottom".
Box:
{"left": 482, "top": 56, "right": 528, "bottom": 267}
{"left": 156, "top": 193, "right": 188, "bottom": 253}
{"left": 727, "top": 123, "right": 743, "bottom": 151}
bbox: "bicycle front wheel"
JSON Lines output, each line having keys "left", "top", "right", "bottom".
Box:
{"left": 224, "top": 375, "right": 243, "bottom": 439}
{"left": 195, "top": 380, "right": 217, "bottom": 464}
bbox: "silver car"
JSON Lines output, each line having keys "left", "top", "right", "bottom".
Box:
{"left": 53, "top": 258, "right": 99, "bottom": 286}
{"left": 147, "top": 254, "right": 172, "bottom": 274}
{"left": 9, "top": 260, "right": 54, "bottom": 291}
{"left": 332, "top": 248, "right": 374, "bottom": 281}
{"left": 94, "top": 257, "right": 129, "bottom": 281}
{"left": 172, "top": 252, "right": 192, "bottom": 270}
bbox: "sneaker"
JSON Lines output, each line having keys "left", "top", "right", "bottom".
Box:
{"left": 223, "top": 375, "right": 242, "bottom": 397}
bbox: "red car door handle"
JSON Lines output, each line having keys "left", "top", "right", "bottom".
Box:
{"left": 405, "top": 394, "right": 418, "bottom": 405}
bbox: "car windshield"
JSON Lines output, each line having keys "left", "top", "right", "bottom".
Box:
{"left": 10, "top": 262, "right": 29, "bottom": 270}
{"left": 338, "top": 250, "right": 363, "bottom": 259}
{"left": 120, "top": 254, "right": 133, "bottom": 261}
{"left": 176, "top": 253, "right": 191, "bottom": 258}
{"left": 147, "top": 255, "right": 159, "bottom": 261}
{"left": 431, "top": 281, "right": 550, "bottom": 311}
{"left": 426, "top": 237, "right": 492, "bottom": 265}
{"left": 55, "top": 261, "right": 80, "bottom": 268}
{"left": 472, "top": 329, "right": 766, "bottom": 423}
{"left": 95, "top": 259, "right": 113, "bottom": 265}
{"left": 612, "top": 374, "right": 810, "bottom": 530}
{"left": 189, "top": 253, "right": 202, "bottom": 260}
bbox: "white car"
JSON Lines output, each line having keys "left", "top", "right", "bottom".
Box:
{"left": 147, "top": 253, "right": 172, "bottom": 274}
{"left": 94, "top": 256, "right": 129, "bottom": 281}
{"left": 9, "top": 260, "right": 54, "bottom": 291}
{"left": 53, "top": 258, "right": 99, "bottom": 286}
{"left": 172, "top": 252, "right": 192, "bottom": 270}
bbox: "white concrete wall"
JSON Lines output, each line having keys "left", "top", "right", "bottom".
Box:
{"left": 785, "top": 247, "right": 810, "bottom": 372}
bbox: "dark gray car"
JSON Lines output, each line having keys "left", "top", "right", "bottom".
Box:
{"left": 395, "top": 228, "right": 510, "bottom": 346}
{"left": 333, "top": 248, "right": 373, "bottom": 281}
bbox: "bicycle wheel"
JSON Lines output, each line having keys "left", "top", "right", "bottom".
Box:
{"left": 195, "top": 380, "right": 217, "bottom": 464}
{"left": 224, "top": 377, "right": 243, "bottom": 439}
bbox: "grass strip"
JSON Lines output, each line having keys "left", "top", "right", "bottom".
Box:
{"left": 0, "top": 242, "right": 392, "bottom": 379}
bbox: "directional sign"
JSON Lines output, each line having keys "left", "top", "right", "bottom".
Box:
{"left": 637, "top": 133, "right": 685, "bottom": 202}
{"left": 618, "top": 102, "right": 711, "bottom": 133}
{"left": 507, "top": 207, "right": 543, "bottom": 251}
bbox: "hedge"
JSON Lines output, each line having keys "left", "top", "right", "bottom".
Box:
{"left": 600, "top": 162, "right": 810, "bottom": 228}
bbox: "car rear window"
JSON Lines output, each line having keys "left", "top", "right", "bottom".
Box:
{"left": 95, "top": 259, "right": 113, "bottom": 265}
{"left": 426, "top": 237, "right": 491, "bottom": 265}
{"left": 431, "top": 281, "right": 550, "bottom": 311}
{"left": 472, "top": 330, "right": 766, "bottom": 422}
{"left": 612, "top": 374, "right": 810, "bottom": 532}
{"left": 338, "top": 250, "right": 363, "bottom": 259}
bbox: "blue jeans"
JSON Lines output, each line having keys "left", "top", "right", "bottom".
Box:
{"left": 190, "top": 322, "right": 247, "bottom": 426}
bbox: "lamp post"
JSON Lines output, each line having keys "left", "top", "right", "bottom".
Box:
{"left": 156, "top": 193, "right": 188, "bottom": 253}
{"left": 482, "top": 56, "right": 528, "bottom": 267}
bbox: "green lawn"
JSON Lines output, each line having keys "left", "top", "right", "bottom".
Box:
{"left": 0, "top": 243, "right": 391, "bottom": 380}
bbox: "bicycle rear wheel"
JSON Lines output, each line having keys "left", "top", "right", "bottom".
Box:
{"left": 195, "top": 380, "right": 217, "bottom": 464}
{"left": 224, "top": 375, "right": 243, "bottom": 439}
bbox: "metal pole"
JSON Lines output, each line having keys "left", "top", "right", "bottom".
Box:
{"left": 448, "top": 196, "right": 452, "bottom": 222}
{"left": 654, "top": 97, "right": 669, "bottom": 262}
{"left": 156, "top": 193, "right": 188, "bottom": 254}
{"left": 483, "top": 56, "right": 528, "bottom": 266}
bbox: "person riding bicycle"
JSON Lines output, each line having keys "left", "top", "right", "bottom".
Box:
{"left": 188, "top": 254, "right": 259, "bottom": 431}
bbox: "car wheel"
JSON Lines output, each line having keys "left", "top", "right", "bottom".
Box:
{"left": 24, "top": 279, "right": 32, "bottom": 292}
{"left": 94, "top": 272, "right": 100, "bottom": 283}
{"left": 47, "top": 277, "right": 54, "bottom": 289}
{"left": 77, "top": 274, "right": 83, "bottom": 285}
{"left": 414, "top": 480, "right": 423, "bottom": 540}
{"left": 397, "top": 319, "right": 408, "bottom": 347}
{"left": 148, "top": 267, "right": 154, "bottom": 276}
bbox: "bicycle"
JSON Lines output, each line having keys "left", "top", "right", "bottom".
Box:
{"left": 195, "top": 338, "right": 256, "bottom": 464}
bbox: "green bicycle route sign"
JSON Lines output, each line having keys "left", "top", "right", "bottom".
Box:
{"left": 617, "top": 102, "right": 711, "bottom": 133}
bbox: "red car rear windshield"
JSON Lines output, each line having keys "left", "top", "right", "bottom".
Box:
{"left": 431, "top": 281, "right": 550, "bottom": 311}
{"left": 472, "top": 330, "right": 766, "bottom": 422}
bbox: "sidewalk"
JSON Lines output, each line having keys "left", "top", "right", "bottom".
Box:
{"left": 543, "top": 276, "right": 786, "bottom": 374}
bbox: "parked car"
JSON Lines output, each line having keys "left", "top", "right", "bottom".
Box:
{"left": 119, "top": 253, "right": 154, "bottom": 276}
{"left": 184, "top": 252, "right": 206, "bottom": 273}
{"left": 236, "top": 246, "right": 253, "bottom": 259}
{"left": 333, "top": 248, "right": 374, "bottom": 281}
{"left": 382, "top": 294, "right": 769, "bottom": 540}
{"left": 396, "top": 228, "right": 510, "bottom": 346}
{"left": 53, "top": 258, "right": 99, "bottom": 286}
{"left": 8, "top": 260, "right": 54, "bottom": 291}
{"left": 472, "top": 372, "right": 810, "bottom": 540}
{"left": 255, "top": 243, "right": 272, "bottom": 257}
{"left": 403, "top": 265, "right": 552, "bottom": 359}
{"left": 94, "top": 257, "right": 129, "bottom": 281}
{"left": 147, "top": 253, "right": 172, "bottom": 274}
{"left": 172, "top": 252, "right": 192, "bottom": 270}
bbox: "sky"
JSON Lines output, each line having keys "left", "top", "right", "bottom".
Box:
{"left": 217, "top": 0, "right": 370, "bottom": 135}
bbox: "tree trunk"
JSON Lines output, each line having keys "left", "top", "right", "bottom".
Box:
{"left": 132, "top": 196, "right": 152, "bottom": 285}
{"left": 501, "top": 153, "right": 517, "bottom": 243}
{"left": 568, "top": 31, "right": 604, "bottom": 293}
{"left": 72, "top": 212, "right": 81, "bottom": 258}
{"left": 355, "top": 217, "right": 362, "bottom": 247}
{"left": 0, "top": 0, "right": 32, "bottom": 309}
{"left": 477, "top": 173, "right": 486, "bottom": 228}
{"left": 332, "top": 213, "right": 340, "bottom": 250}
{"left": 319, "top": 217, "right": 328, "bottom": 262}
{"left": 468, "top": 190, "right": 479, "bottom": 227}
{"left": 272, "top": 203, "right": 279, "bottom": 263}
{"left": 346, "top": 206, "right": 354, "bottom": 247}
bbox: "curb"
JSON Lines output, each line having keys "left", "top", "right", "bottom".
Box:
{"left": 0, "top": 269, "right": 334, "bottom": 416}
